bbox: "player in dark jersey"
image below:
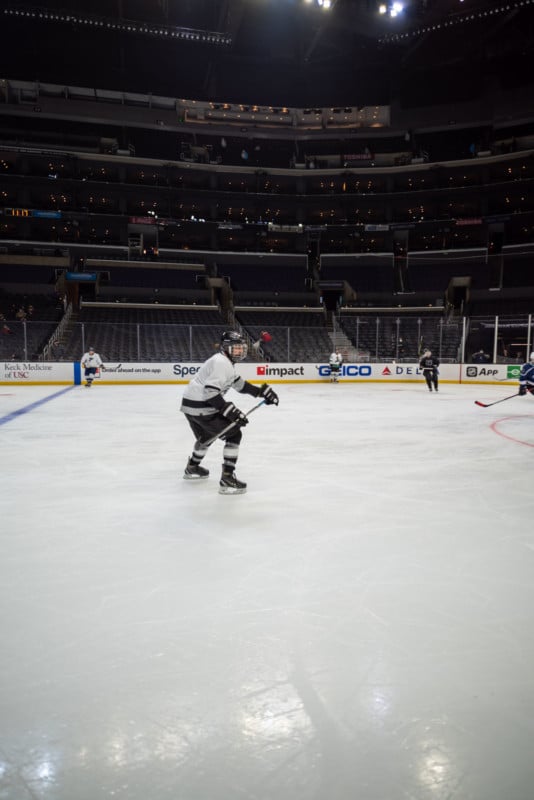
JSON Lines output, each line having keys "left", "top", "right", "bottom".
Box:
{"left": 419, "top": 349, "right": 439, "bottom": 392}
{"left": 518, "top": 352, "right": 534, "bottom": 397}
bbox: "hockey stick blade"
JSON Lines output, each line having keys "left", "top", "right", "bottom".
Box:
{"left": 474, "top": 393, "right": 518, "bottom": 408}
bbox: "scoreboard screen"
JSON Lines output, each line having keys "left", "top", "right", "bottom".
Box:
{"left": 2, "top": 208, "right": 62, "bottom": 219}
{"left": 4, "top": 207, "right": 30, "bottom": 217}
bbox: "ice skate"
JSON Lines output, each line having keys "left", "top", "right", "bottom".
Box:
{"left": 219, "top": 469, "right": 247, "bottom": 495}
{"left": 184, "top": 459, "right": 209, "bottom": 480}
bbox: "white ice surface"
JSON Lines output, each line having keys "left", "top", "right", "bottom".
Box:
{"left": 1, "top": 381, "right": 534, "bottom": 800}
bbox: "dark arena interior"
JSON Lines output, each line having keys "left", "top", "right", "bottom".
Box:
{"left": 1, "top": 2, "right": 534, "bottom": 799}
{"left": 0, "top": 0, "right": 533, "bottom": 362}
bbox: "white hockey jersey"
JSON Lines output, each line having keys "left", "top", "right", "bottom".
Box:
{"left": 180, "top": 352, "right": 247, "bottom": 417}
{"left": 81, "top": 352, "right": 103, "bottom": 368}
{"left": 329, "top": 352, "right": 342, "bottom": 366}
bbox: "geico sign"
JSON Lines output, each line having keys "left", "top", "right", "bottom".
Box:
{"left": 173, "top": 364, "right": 201, "bottom": 377}
{"left": 316, "top": 364, "right": 372, "bottom": 377}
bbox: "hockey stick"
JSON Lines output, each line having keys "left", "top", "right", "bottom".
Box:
{"left": 474, "top": 393, "right": 519, "bottom": 408}
{"left": 203, "top": 400, "right": 266, "bottom": 446}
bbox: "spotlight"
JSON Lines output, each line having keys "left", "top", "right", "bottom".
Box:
{"left": 378, "top": 0, "right": 404, "bottom": 16}
{"left": 304, "top": 0, "right": 332, "bottom": 8}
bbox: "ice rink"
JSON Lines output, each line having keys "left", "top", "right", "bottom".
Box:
{"left": 1, "top": 379, "right": 534, "bottom": 800}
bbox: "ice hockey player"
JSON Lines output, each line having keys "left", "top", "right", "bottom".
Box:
{"left": 329, "top": 351, "right": 343, "bottom": 383}
{"left": 180, "top": 330, "right": 279, "bottom": 495}
{"left": 518, "top": 352, "right": 534, "bottom": 397}
{"left": 81, "top": 346, "right": 104, "bottom": 388}
{"left": 419, "top": 349, "right": 439, "bottom": 392}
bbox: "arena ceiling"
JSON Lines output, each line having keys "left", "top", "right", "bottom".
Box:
{"left": 0, "top": 0, "right": 533, "bottom": 109}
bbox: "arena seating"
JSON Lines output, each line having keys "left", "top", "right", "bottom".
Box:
{"left": 339, "top": 311, "right": 462, "bottom": 362}
{"left": 57, "top": 305, "right": 228, "bottom": 362}
{"left": 319, "top": 254, "right": 395, "bottom": 301}
{"left": 0, "top": 293, "right": 63, "bottom": 360}
{"left": 235, "top": 308, "right": 330, "bottom": 362}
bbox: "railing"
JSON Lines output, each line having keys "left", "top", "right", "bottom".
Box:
{"left": 32, "top": 320, "right": 454, "bottom": 364}
{"left": 338, "top": 313, "right": 461, "bottom": 362}
{"left": 40, "top": 303, "right": 74, "bottom": 361}
{"left": 466, "top": 313, "right": 533, "bottom": 363}
{"left": 2, "top": 313, "right": 532, "bottom": 364}
{"left": 0, "top": 320, "right": 61, "bottom": 361}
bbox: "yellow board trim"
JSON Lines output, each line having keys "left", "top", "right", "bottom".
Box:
{"left": 0, "top": 381, "right": 74, "bottom": 386}
{"left": 0, "top": 379, "right": 518, "bottom": 387}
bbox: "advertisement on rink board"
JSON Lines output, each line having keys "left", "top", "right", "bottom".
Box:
{"left": 0, "top": 361, "right": 73, "bottom": 384}
{"left": 0, "top": 361, "right": 521, "bottom": 385}
{"left": 461, "top": 363, "right": 521, "bottom": 383}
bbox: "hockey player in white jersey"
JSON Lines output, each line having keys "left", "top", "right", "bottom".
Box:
{"left": 329, "top": 351, "right": 343, "bottom": 383}
{"left": 180, "top": 331, "right": 279, "bottom": 494}
{"left": 80, "top": 346, "right": 104, "bottom": 387}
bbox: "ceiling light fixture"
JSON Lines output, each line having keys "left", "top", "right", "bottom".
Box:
{"left": 378, "top": 1, "right": 404, "bottom": 17}
{"left": 379, "top": 0, "right": 532, "bottom": 42}
{"left": 3, "top": 5, "right": 232, "bottom": 46}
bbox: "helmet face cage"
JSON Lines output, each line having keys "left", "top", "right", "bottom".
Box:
{"left": 221, "top": 332, "right": 248, "bottom": 362}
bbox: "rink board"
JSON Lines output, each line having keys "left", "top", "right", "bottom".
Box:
{"left": 0, "top": 361, "right": 522, "bottom": 385}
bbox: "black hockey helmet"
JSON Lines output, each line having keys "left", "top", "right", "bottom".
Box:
{"left": 220, "top": 330, "right": 247, "bottom": 362}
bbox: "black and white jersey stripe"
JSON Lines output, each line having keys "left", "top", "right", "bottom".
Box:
{"left": 180, "top": 352, "right": 245, "bottom": 416}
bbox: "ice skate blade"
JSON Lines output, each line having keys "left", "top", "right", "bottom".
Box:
{"left": 183, "top": 472, "right": 209, "bottom": 480}
{"left": 218, "top": 484, "right": 247, "bottom": 495}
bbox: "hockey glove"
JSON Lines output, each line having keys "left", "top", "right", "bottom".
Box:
{"left": 518, "top": 385, "right": 527, "bottom": 396}
{"left": 222, "top": 402, "right": 249, "bottom": 426}
{"left": 259, "top": 383, "right": 279, "bottom": 405}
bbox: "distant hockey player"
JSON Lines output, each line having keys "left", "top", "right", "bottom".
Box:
{"left": 252, "top": 330, "right": 272, "bottom": 362}
{"left": 329, "top": 351, "right": 343, "bottom": 383}
{"left": 518, "top": 352, "right": 534, "bottom": 397}
{"left": 471, "top": 349, "right": 490, "bottom": 364}
{"left": 81, "top": 346, "right": 104, "bottom": 388}
{"left": 419, "top": 349, "right": 439, "bottom": 392}
{"left": 180, "top": 330, "right": 279, "bottom": 495}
